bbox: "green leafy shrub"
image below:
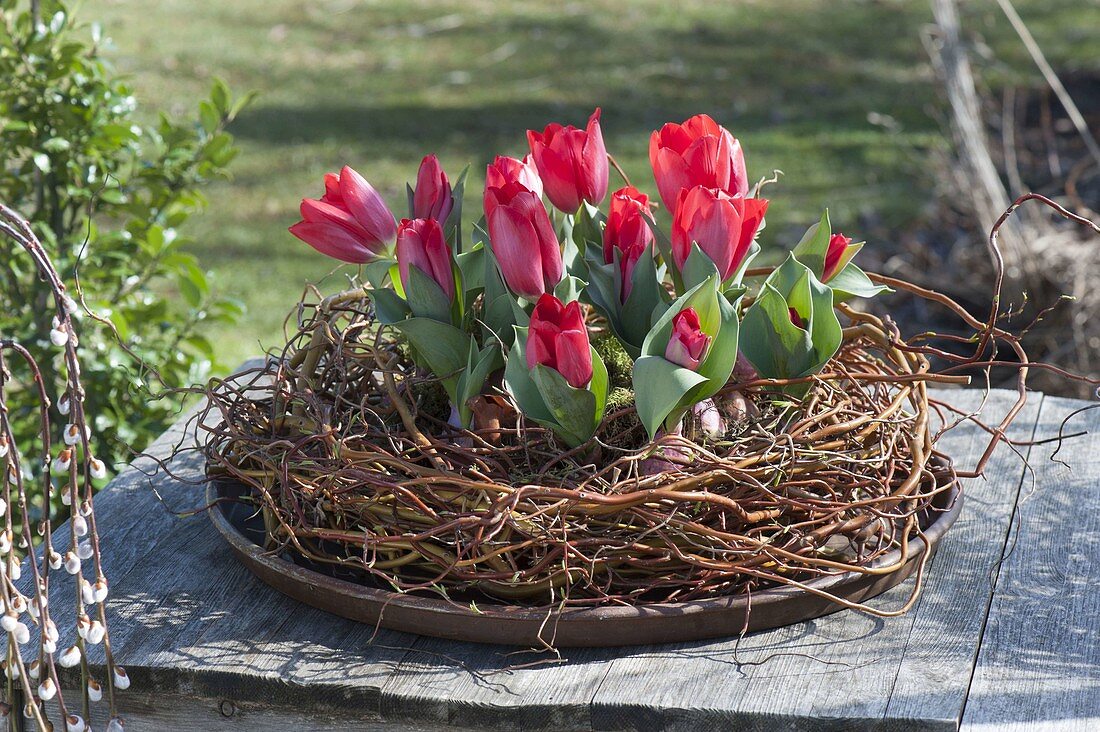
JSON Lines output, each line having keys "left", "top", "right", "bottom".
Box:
{"left": 0, "top": 0, "right": 252, "bottom": 476}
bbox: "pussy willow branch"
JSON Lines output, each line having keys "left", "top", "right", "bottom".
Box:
{"left": 0, "top": 203, "right": 127, "bottom": 731}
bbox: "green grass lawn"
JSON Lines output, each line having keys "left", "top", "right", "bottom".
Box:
{"left": 86, "top": 0, "right": 1099, "bottom": 369}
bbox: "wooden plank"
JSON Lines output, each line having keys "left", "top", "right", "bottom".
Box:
{"left": 588, "top": 389, "right": 1041, "bottom": 731}
{"left": 883, "top": 389, "right": 1043, "bottom": 728}
{"left": 43, "top": 688, "right": 478, "bottom": 731}
{"left": 379, "top": 637, "right": 613, "bottom": 730}
{"left": 961, "top": 396, "right": 1100, "bottom": 731}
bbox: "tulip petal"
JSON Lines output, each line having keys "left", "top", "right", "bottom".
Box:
{"left": 289, "top": 222, "right": 374, "bottom": 263}
{"left": 338, "top": 166, "right": 397, "bottom": 245}
{"left": 300, "top": 198, "right": 371, "bottom": 239}
{"left": 654, "top": 147, "right": 693, "bottom": 213}
{"left": 487, "top": 205, "right": 547, "bottom": 298}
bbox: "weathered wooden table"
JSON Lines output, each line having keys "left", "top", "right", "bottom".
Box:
{"left": 46, "top": 387, "right": 1100, "bottom": 730}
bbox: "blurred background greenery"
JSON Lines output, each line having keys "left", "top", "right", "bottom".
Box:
{"left": 87, "top": 0, "right": 1098, "bottom": 368}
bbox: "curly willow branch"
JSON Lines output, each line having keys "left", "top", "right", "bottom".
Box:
{"left": 0, "top": 203, "right": 127, "bottom": 731}
{"left": 180, "top": 195, "right": 1097, "bottom": 637}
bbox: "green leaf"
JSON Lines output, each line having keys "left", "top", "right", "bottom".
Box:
{"left": 404, "top": 263, "right": 454, "bottom": 324}
{"left": 740, "top": 254, "right": 843, "bottom": 390}
{"left": 198, "top": 101, "right": 220, "bottom": 134}
{"left": 531, "top": 365, "right": 599, "bottom": 447}
{"left": 681, "top": 242, "right": 720, "bottom": 292}
{"left": 455, "top": 341, "right": 503, "bottom": 427}
{"left": 393, "top": 318, "right": 473, "bottom": 400}
{"left": 632, "top": 356, "right": 709, "bottom": 439}
{"left": 503, "top": 327, "right": 555, "bottom": 424}
{"left": 211, "top": 77, "right": 231, "bottom": 115}
{"left": 444, "top": 165, "right": 469, "bottom": 254}
{"left": 792, "top": 209, "right": 832, "bottom": 277}
{"left": 827, "top": 263, "right": 891, "bottom": 303}
{"left": 554, "top": 275, "right": 586, "bottom": 303}
{"left": 641, "top": 275, "right": 722, "bottom": 358}
{"left": 367, "top": 288, "right": 411, "bottom": 325}
{"left": 363, "top": 258, "right": 395, "bottom": 289}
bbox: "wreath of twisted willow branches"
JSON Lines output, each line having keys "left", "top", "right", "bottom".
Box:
{"left": 194, "top": 195, "right": 1099, "bottom": 619}
{"left": 0, "top": 205, "right": 128, "bottom": 731}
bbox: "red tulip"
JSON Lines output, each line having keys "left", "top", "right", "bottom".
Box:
{"left": 789, "top": 307, "right": 806, "bottom": 330}
{"left": 485, "top": 154, "right": 543, "bottom": 204}
{"left": 289, "top": 165, "right": 397, "bottom": 263}
{"left": 664, "top": 308, "right": 711, "bottom": 371}
{"left": 396, "top": 218, "right": 455, "bottom": 302}
{"left": 650, "top": 114, "right": 749, "bottom": 213}
{"left": 823, "top": 233, "right": 857, "bottom": 282}
{"left": 526, "top": 294, "right": 593, "bottom": 389}
{"left": 485, "top": 181, "right": 564, "bottom": 298}
{"left": 602, "top": 186, "right": 655, "bottom": 301}
{"left": 526, "top": 108, "right": 608, "bottom": 213}
{"left": 671, "top": 186, "right": 768, "bottom": 281}
{"left": 412, "top": 154, "right": 453, "bottom": 222}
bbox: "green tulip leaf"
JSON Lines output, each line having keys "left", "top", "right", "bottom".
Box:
{"left": 554, "top": 275, "right": 587, "bottom": 304}
{"left": 531, "top": 352, "right": 606, "bottom": 448}
{"left": 456, "top": 246, "right": 485, "bottom": 299}
{"left": 455, "top": 341, "right": 503, "bottom": 427}
{"left": 364, "top": 257, "right": 396, "bottom": 290}
{"left": 827, "top": 262, "right": 891, "bottom": 303}
{"left": 393, "top": 317, "right": 473, "bottom": 400}
{"left": 444, "top": 165, "right": 469, "bottom": 254}
{"left": 620, "top": 252, "right": 666, "bottom": 349}
{"left": 641, "top": 275, "right": 722, "bottom": 358}
{"left": 792, "top": 209, "right": 832, "bottom": 277}
{"left": 503, "top": 327, "right": 555, "bottom": 424}
{"left": 366, "top": 288, "right": 411, "bottom": 325}
{"left": 740, "top": 282, "right": 814, "bottom": 380}
{"left": 681, "top": 242, "right": 720, "bottom": 292}
{"left": 740, "top": 254, "right": 844, "bottom": 394}
{"left": 404, "top": 264, "right": 454, "bottom": 324}
{"left": 632, "top": 356, "right": 710, "bottom": 439}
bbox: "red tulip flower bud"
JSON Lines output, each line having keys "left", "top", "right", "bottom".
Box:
{"left": 526, "top": 295, "right": 593, "bottom": 389}
{"left": 396, "top": 218, "right": 455, "bottom": 302}
{"left": 664, "top": 308, "right": 712, "bottom": 371}
{"left": 823, "top": 233, "right": 856, "bottom": 282}
{"left": 671, "top": 186, "right": 768, "bottom": 282}
{"left": 485, "top": 181, "right": 564, "bottom": 299}
{"left": 526, "top": 108, "right": 609, "bottom": 213}
{"left": 650, "top": 113, "right": 749, "bottom": 214}
{"left": 289, "top": 165, "right": 397, "bottom": 263}
{"left": 602, "top": 186, "right": 655, "bottom": 302}
{"left": 789, "top": 307, "right": 806, "bottom": 330}
{"left": 412, "top": 154, "right": 453, "bottom": 222}
{"left": 485, "top": 154, "right": 543, "bottom": 204}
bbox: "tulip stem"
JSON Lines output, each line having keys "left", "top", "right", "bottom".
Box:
{"left": 607, "top": 154, "right": 634, "bottom": 191}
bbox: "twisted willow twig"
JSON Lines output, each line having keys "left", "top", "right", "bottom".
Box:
{"left": 180, "top": 194, "right": 1096, "bottom": 636}
{"left": 0, "top": 204, "right": 126, "bottom": 731}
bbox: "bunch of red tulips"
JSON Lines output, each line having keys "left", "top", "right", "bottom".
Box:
{"left": 290, "top": 111, "right": 884, "bottom": 446}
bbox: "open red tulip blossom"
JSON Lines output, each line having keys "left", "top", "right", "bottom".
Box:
{"left": 526, "top": 108, "right": 609, "bottom": 213}
{"left": 485, "top": 154, "right": 543, "bottom": 202}
{"left": 289, "top": 165, "right": 397, "bottom": 263}
{"left": 822, "top": 233, "right": 857, "bottom": 282}
{"left": 664, "top": 307, "right": 711, "bottom": 371}
{"left": 396, "top": 217, "right": 455, "bottom": 302}
{"left": 526, "top": 294, "right": 593, "bottom": 389}
{"left": 671, "top": 186, "right": 768, "bottom": 281}
{"left": 650, "top": 114, "right": 749, "bottom": 213}
{"left": 602, "top": 186, "right": 655, "bottom": 301}
{"left": 485, "top": 180, "right": 564, "bottom": 298}
{"left": 412, "top": 154, "right": 453, "bottom": 222}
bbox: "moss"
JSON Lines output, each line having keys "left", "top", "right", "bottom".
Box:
{"left": 599, "top": 386, "right": 646, "bottom": 450}
{"left": 594, "top": 335, "right": 634, "bottom": 390}
{"left": 410, "top": 379, "right": 451, "bottom": 423}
